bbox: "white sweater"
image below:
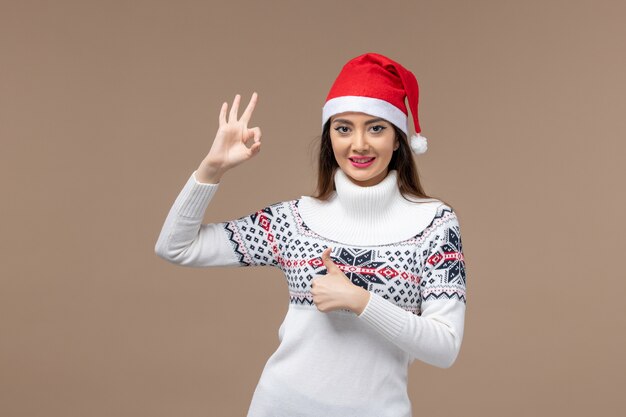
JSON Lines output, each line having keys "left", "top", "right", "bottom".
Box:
{"left": 155, "top": 168, "right": 467, "bottom": 417}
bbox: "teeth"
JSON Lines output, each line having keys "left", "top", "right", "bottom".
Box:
{"left": 352, "top": 158, "right": 373, "bottom": 163}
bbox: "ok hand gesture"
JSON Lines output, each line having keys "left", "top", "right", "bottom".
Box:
{"left": 201, "top": 92, "right": 262, "bottom": 177}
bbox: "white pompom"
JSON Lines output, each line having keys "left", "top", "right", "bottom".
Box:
{"left": 410, "top": 133, "right": 428, "bottom": 155}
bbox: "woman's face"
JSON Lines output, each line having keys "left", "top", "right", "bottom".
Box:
{"left": 329, "top": 111, "right": 399, "bottom": 187}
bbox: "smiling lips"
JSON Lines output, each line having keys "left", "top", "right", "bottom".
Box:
{"left": 349, "top": 157, "right": 376, "bottom": 167}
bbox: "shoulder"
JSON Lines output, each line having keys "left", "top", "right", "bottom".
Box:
{"left": 262, "top": 196, "right": 301, "bottom": 211}
{"left": 294, "top": 193, "right": 337, "bottom": 212}
{"left": 414, "top": 203, "right": 461, "bottom": 244}
{"left": 230, "top": 198, "right": 296, "bottom": 224}
{"left": 403, "top": 196, "right": 458, "bottom": 225}
{"left": 258, "top": 198, "right": 305, "bottom": 224}
{"left": 435, "top": 202, "right": 456, "bottom": 217}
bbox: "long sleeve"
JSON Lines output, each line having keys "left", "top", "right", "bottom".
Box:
{"left": 356, "top": 211, "right": 467, "bottom": 368}
{"left": 154, "top": 170, "right": 282, "bottom": 268}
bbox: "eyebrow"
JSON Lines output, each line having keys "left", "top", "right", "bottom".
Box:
{"left": 331, "top": 117, "right": 388, "bottom": 125}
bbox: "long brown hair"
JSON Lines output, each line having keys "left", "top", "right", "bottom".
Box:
{"left": 310, "top": 119, "right": 453, "bottom": 209}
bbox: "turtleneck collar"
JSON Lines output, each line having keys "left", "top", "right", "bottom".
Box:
{"left": 334, "top": 168, "right": 401, "bottom": 218}
{"left": 296, "top": 168, "right": 442, "bottom": 246}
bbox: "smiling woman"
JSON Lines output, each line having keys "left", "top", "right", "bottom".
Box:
{"left": 309, "top": 53, "right": 451, "bottom": 208}
{"left": 155, "top": 52, "right": 467, "bottom": 417}
{"left": 329, "top": 112, "right": 399, "bottom": 187}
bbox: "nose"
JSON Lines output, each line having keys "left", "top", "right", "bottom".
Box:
{"left": 351, "top": 130, "right": 370, "bottom": 152}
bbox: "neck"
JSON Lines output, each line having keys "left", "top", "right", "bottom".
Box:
{"left": 296, "top": 168, "right": 442, "bottom": 246}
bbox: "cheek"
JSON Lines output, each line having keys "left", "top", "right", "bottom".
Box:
{"left": 378, "top": 136, "right": 395, "bottom": 153}
{"left": 329, "top": 143, "right": 342, "bottom": 164}
{"left": 330, "top": 137, "right": 346, "bottom": 155}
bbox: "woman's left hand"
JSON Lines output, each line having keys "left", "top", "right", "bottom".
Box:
{"left": 311, "top": 247, "right": 371, "bottom": 314}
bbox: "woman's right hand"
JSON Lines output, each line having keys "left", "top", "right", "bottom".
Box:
{"left": 197, "top": 92, "right": 262, "bottom": 182}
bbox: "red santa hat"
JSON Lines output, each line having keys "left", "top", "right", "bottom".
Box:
{"left": 322, "top": 52, "right": 428, "bottom": 155}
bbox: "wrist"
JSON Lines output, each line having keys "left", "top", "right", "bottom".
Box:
{"left": 196, "top": 160, "right": 226, "bottom": 184}
{"left": 350, "top": 286, "right": 371, "bottom": 316}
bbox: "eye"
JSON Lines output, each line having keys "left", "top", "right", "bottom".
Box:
{"left": 371, "top": 125, "right": 387, "bottom": 133}
{"left": 334, "top": 126, "right": 350, "bottom": 134}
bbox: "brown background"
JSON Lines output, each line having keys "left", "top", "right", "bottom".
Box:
{"left": 2, "top": 0, "right": 625, "bottom": 416}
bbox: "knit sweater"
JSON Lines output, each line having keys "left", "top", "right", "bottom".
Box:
{"left": 154, "top": 168, "right": 467, "bottom": 417}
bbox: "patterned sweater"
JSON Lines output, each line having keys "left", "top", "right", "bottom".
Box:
{"left": 154, "top": 168, "right": 467, "bottom": 417}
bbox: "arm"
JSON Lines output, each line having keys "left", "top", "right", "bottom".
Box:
{"left": 154, "top": 170, "right": 235, "bottom": 267}
{"left": 155, "top": 92, "right": 273, "bottom": 267}
{"left": 154, "top": 170, "right": 280, "bottom": 268}
{"left": 356, "top": 211, "right": 467, "bottom": 368}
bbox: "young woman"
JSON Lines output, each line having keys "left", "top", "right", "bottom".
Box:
{"left": 155, "top": 52, "right": 467, "bottom": 417}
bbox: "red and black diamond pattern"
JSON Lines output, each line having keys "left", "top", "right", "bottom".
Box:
{"left": 418, "top": 206, "right": 466, "bottom": 303}
{"left": 223, "top": 199, "right": 466, "bottom": 314}
{"left": 223, "top": 203, "right": 285, "bottom": 267}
